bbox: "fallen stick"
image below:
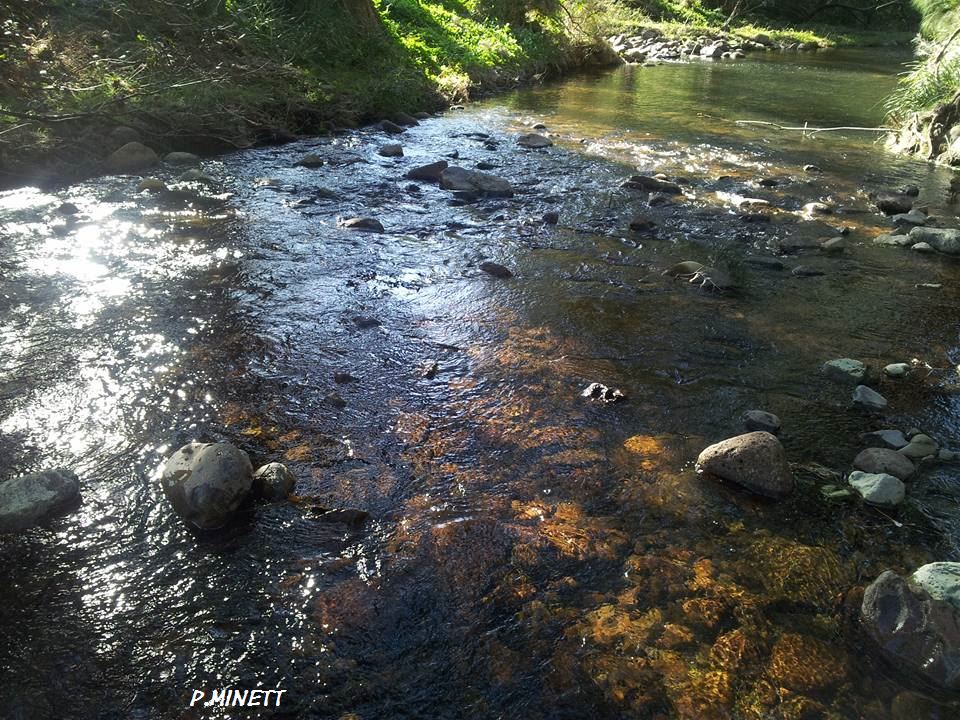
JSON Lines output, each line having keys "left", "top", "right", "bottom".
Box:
{"left": 734, "top": 120, "right": 893, "bottom": 133}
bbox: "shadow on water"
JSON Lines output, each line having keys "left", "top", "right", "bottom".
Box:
{"left": 2, "top": 49, "right": 960, "bottom": 718}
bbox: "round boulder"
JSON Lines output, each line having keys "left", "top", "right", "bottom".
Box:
{"left": 853, "top": 448, "right": 914, "bottom": 481}
{"left": 0, "top": 468, "right": 80, "bottom": 533}
{"left": 163, "top": 151, "right": 201, "bottom": 167}
{"left": 695, "top": 431, "right": 794, "bottom": 498}
{"left": 106, "top": 141, "right": 159, "bottom": 174}
{"left": 253, "top": 462, "right": 296, "bottom": 501}
{"left": 160, "top": 442, "right": 253, "bottom": 530}
{"left": 912, "top": 563, "right": 960, "bottom": 612}
{"left": 848, "top": 471, "right": 905, "bottom": 508}
{"left": 741, "top": 410, "right": 781, "bottom": 434}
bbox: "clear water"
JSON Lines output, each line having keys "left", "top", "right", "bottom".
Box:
{"left": 1, "top": 48, "right": 959, "bottom": 718}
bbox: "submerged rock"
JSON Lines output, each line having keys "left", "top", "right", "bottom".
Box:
{"left": 479, "top": 261, "right": 513, "bottom": 278}
{"left": 909, "top": 226, "right": 960, "bottom": 255}
{"left": 164, "top": 151, "right": 200, "bottom": 167}
{"left": 622, "top": 174, "right": 682, "bottom": 194}
{"left": 295, "top": 153, "right": 325, "bottom": 168}
{"left": 854, "top": 447, "right": 914, "bottom": 480}
{"left": 338, "top": 217, "right": 384, "bottom": 232}
{"left": 822, "top": 358, "right": 866, "bottom": 383}
{"left": 852, "top": 385, "right": 887, "bottom": 411}
{"left": 884, "top": 362, "right": 911, "bottom": 378}
{"left": 106, "top": 141, "right": 159, "bottom": 173}
{"left": 253, "top": 462, "right": 296, "bottom": 501}
{"left": 0, "top": 468, "right": 80, "bottom": 533}
{"left": 861, "top": 569, "right": 960, "bottom": 690}
{"left": 160, "top": 442, "right": 253, "bottom": 530}
{"left": 440, "top": 167, "right": 513, "bottom": 197}
{"left": 848, "top": 471, "right": 905, "bottom": 507}
{"left": 695, "top": 431, "right": 794, "bottom": 498}
{"left": 580, "top": 382, "right": 625, "bottom": 403}
{"left": 741, "top": 410, "right": 781, "bottom": 434}
{"left": 377, "top": 143, "right": 404, "bottom": 157}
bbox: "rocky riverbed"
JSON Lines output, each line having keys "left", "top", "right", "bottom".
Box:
{"left": 2, "top": 49, "right": 960, "bottom": 718}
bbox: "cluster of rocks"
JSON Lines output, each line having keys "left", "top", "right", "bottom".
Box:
{"left": 607, "top": 28, "right": 817, "bottom": 66}
{"left": 871, "top": 186, "right": 960, "bottom": 255}
{"left": 160, "top": 442, "right": 297, "bottom": 530}
{"left": 102, "top": 126, "right": 203, "bottom": 175}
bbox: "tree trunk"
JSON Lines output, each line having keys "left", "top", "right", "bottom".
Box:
{"left": 339, "top": 0, "right": 382, "bottom": 31}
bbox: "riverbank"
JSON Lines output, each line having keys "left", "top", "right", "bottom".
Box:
{"left": 0, "top": 0, "right": 917, "bottom": 189}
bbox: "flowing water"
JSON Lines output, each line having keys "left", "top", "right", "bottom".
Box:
{"left": 2, "top": 49, "right": 960, "bottom": 719}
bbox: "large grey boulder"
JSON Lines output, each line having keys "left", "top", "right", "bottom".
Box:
{"left": 912, "top": 563, "right": 960, "bottom": 611}
{"left": 163, "top": 151, "right": 201, "bottom": 167}
{"left": 106, "top": 142, "right": 159, "bottom": 174}
{"left": 848, "top": 471, "right": 905, "bottom": 508}
{"left": 695, "top": 431, "right": 794, "bottom": 498}
{"left": 900, "top": 433, "right": 938, "bottom": 459}
{"left": 741, "top": 409, "right": 781, "bottom": 434}
{"left": 0, "top": 468, "right": 80, "bottom": 533}
{"left": 160, "top": 442, "right": 253, "bottom": 530}
{"left": 852, "top": 385, "right": 888, "bottom": 411}
{"left": 908, "top": 226, "right": 960, "bottom": 255}
{"left": 406, "top": 160, "right": 448, "bottom": 182}
{"left": 854, "top": 447, "right": 914, "bottom": 481}
{"left": 439, "top": 167, "right": 513, "bottom": 197}
{"left": 861, "top": 569, "right": 960, "bottom": 690}
{"left": 517, "top": 133, "right": 553, "bottom": 149}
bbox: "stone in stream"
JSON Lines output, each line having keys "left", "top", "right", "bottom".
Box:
{"left": 334, "top": 371, "right": 358, "bottom": 384}
{"left": 854, "top": 448, "right": 914, "bottom": 480}
{"left": 804, "top": 164, "right": 822, "bottom": 173}
{"left": 325, "top": 392, "right": 347, "bottom": 409}
{"left": 517, "top": 133, "right": 553, "bottom": 149}
{"left": 873, "top": 233, "right": 916, "bottom": 247}
{"left": 892, "top": 210, "right": 927, "bottom": 227}
{"left": 164, "top": 151, "right": 201, "bottom": 167}
{"left": 378, "top": 143, "right": 404, "bottom": 157}
{"left": 580, "top": 382, "right": 625, "bottom": 404}
{"left": 852, "top": 385, "right": 888, "bottom": 411}
{"left": 392, "top": 112, "right": 420, "bottom": 127}
{"left": 160, "top": 442, "right": 253, "bottom": 530}
{"left": 822, "top": 358, "right": 867, "bottom": 383}
{"left": 743, "top": 256, "right": 785, "bottom": 271}
{"left": 440, "top": 167, "right": 513, "bottom": 197}
{"left": 861, "top": 569, "right": 960, "bottom": 691}
{"left": 884, "top": 362, "right": 911, "bottom": 378}
{"left": 695, "top": 431, "right": 794, "bottom": 499}
{"left": 0, "top": 468, "right": 81, "bottom": 533}
{"left": 820, "top": 237, "right": 846, "bottom": 253}
{"left": 106, "top": 141, "right": 159, "bottom": 173}
{"left": 178, "top": 169, "right": 218, "bottom": 185}
{"left": 621, "top": 175, "right": 682, "bottom": 194}
{"left": 912, "top": 242, "right": 935, "bottom": 253}
{"left": 741, "top": 410, "right": 781, "bottom": 434}
{"left": 295, "top": 153, "right": 325, "bottom": 168}
{"left": 406, "top": 160, "right": 448, "bottom": 182}
{"left": 900, "top": 434, "right": 938, "bottom": 459}
{"left": 252, "top": 462, "right": 296, "bottom": 502}
{"left": 352, "top": 316, "right": 381, "bottom": 329}
{"left": 909, "top": 226, "right": 960, "bottom": 255}
{"left": 542, "top": 210, "right": 560, "bottom": 225}
{"left": 137, "top": 178, "right": 167, "bottom": 192}
{"left": 56, "top": 201, "right": 80, "bottom": 215}
{"left": 338, "top": 217, "right": 384, "bottom": 233}
{"left": 778, "top": 237, "right": 823, "bottom": 253}
{"left": 873, "top": 191, "right": 914, "bottom": 215}
{"left": 791, "top": 265, "right": 825, "bottom": 277}
{"left": 848, "top": 471, "right": 905, "bottom": 507}
{"left": 913, "top": 563, "right": 960, "bottom": 611}
{"left": 479, "top": 261, "right": 513, "bottom": 279}
{"left": 802, "top": 201, "right": 832, "bottom": 215}
{"left": 862, "top": 429, "right": 908, "bottom": 450}
{"left": 378, "top": 119, "right": 406, "bottom": 134}
{"left": 629, "top": 214, "right": 657, "bottom": 232}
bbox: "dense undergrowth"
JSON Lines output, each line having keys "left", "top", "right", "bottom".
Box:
{"left": 0, "top": 0, "right": 921, "bottom": 186}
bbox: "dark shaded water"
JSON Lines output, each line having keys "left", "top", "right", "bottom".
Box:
{"left": 1, "top": 49, "right": 960, "bottom": 718}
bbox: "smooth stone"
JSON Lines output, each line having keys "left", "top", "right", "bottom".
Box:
{"left": 338, "top": 217, "right": 384, "bottom": 232}
{"left": 874, "top": 191, "right": 914, "bottom": 215}
{"left": 874, "top": 233, "right": 916, "bottom": 247}
{"left": 912, "top": 241, "right": 935, "bottom": 253}
{"left": 912, "top": 563, "right": 960, "bottom": 612}
{"left": 163, "top": 151, "right": 200, "bottom": 167}
{"left": 439, "top": 167, "right": 513, "bottom": 197}
{"left": 884, "top": 362, "right": 910, "bottom": 378}
{"left": 378, "top": 143, "right": 404, "bottom": 157}
{"left": 803, "top": 201, "right": 832, "bottom": 215}
{"left": 137, "top": 178, "right": 167, "bottom": 192}
{"left": 56, "top": 201, "right": 79, "bottom": 215}
{"left": 253, "top": 463, "right": 296, "bottom": 501}
{"left": 0, "top": 468, "right": 80, "bottom": 533}
{"left": 160, "top": 442, "right": 253, "bottom": 530}
{"left": 861, "top": 570, "right": 960, "bottom": 690}
{"left": 379, "top": 119, "right": 406, "bottom": 134}
{"left": 621, "top": 174, "right": 682, "bottom": 194}
{"left": 517, "top": 133, "right": 553, "bottom": 149}
{"left": 900, "top": 434, "right": 938, "bottom": 459}
{"left": 822, "top": 358, "right": 867, "bottom": 383}
{"left": 853, "top": 385, "right": 888, "bottom": 411}
{"left": 295, "top": 153, "right": 325, "bottom": 168}
{"left": 854, "top": 448, "right": 914, "bottom": 480}
{"left": 479, "top": 261, "right": 512, "bottom": 279}
{"left": 695, "top": 431, "right": 794, "bottom": 499}
{"left": 863, "top": 429, "right": 908, "bottom": 450}
{"left": 848, "top": 471, "right": 905, "bottom": 507}
{"left": 406, "top": 160, "right": 448, "bottom": 183}
{"left": 106, "top": 141, "right": 159, "bottom": 173}
{"left": 741, "top": 410, "right": 781, "bottom": 434}
{"left": 909, "top": 226, "right": 960, "bottom": 255}
{"left": 392, "top": 112, "right": 419, "bottom": 127}
{"left": 820, "top": 237, "right": 846, "bottom": 253}
{"left": 892, "top": 210, "right": 928, "bottom": 226}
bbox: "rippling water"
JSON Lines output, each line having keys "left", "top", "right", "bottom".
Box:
{"left": 2, "top": 49, "right": 959, "bottom": 718}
